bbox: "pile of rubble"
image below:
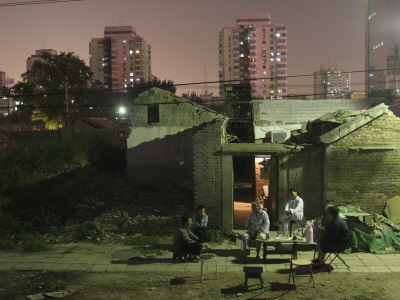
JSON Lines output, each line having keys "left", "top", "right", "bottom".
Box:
{"left": 300, "top": 203, "right": 400, "bottom": 254}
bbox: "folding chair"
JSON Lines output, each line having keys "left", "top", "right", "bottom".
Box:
{"left": 324, "top": 246, "right": 350, "bottom": 269}
{"left": 288, "top": 243, "right": 317, "bottom": 288}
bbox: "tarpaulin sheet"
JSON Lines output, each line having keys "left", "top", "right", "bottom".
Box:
{"left": 326, "top": 205, "right": 400, "bottom": 254}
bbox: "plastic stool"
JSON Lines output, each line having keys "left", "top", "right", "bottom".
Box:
{"left": 200, "top": 254, "right": 219, "bottom": 283}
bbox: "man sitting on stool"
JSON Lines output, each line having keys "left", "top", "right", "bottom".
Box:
{"left": 281, "top": 188, "right": 304, "bottom": 236}
{"left": 192, "top": 205, "right": 210, "bottom": 249}
{"left": 240, "top": 201, "right": 270, "bottom": 259}
{"left": 313, "top": 206, "right": 352, "bottom": 268}
{"left": 173, "top": 216, "right": 205, "bottom": 262}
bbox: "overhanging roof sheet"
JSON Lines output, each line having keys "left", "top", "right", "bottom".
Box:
{"left": 253, "top": 99, "right": 376, "bottom": 126}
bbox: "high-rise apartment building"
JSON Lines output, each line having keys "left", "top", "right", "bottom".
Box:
{"left": 26, "top": 49, "right": 58, "bottom": 71}
{"left": 90, "top": 26, "right": 152, "bottom": 91}
{"left": 314, "top": 66, "right": 350, "bottom": 99}
{"left": 365, "top": 0, "right": 400, "bottom": 96}
{"left": 0, "top": 71, "right": 5, "bottom": 90}
{"left": 218, "top": 13, "right": 287, "bottom": 100}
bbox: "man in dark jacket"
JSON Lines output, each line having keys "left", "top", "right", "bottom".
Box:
{"left": 173, "top": 215, "right": 205, "bottom": 262}
{"left": 314, "top": 206, "right": 352, "bottom": 267}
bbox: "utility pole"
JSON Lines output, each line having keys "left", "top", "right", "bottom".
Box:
{"left": 65, "top": 76, "right": 70, "bottom": 126}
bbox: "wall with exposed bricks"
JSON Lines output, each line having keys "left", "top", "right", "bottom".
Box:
{"left": 193, "top": 119, "right": 225, "bottom": 228}
{"left": 325, "top": 112, "right": 400, "bottom": 213}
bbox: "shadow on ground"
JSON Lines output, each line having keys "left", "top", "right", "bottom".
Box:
{"left": 231, "top": 257, "right": 289, "bottom": 265}
{"left": 221, "top": 283, "right": 263, "bottom": 295}
{"left": 111, "top": 256, "right": 175, "bottom": 265}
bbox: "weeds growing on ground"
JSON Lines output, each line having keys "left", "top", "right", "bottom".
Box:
{"left": 124, "top": 234, "right": 161, "bottom": 247}
{"left": 124, "top": 234, "right": 164, "bottom": 257}
{"left": 208, "top": 228, "right": 229, "bottom": 244}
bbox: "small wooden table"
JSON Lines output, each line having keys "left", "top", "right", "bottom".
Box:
{"left": 342, "top": 212, "right": 373, "bottom": 225}
{"left": 256, "top": 238, "right": 316, "bottom": 262}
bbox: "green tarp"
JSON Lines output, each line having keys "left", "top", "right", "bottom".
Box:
{"left": 349, "top": 226, "right": 400, "bottom": 254}
{"left": 327, "top": 205, "right": 400, "bottom": 254}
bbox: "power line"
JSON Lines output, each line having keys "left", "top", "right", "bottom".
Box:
{"left": 3, "top": 67, "right": 400, "bottom": 106}
{"left": 0, "top": 0, "right": 82, "bottom": 7}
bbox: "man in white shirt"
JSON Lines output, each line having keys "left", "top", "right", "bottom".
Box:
{"left": 281, "top": 188, "right": 304, "bottom": 236}
{"left": 240, "top": 201, "right": 270, "bottom": 259}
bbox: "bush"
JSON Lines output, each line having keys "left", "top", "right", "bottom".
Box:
{"left": 208, "top": 228, "right": 228, "bottom": 244}
{"left": 124, "top": 234, "right": 161, "bottom": 247}
{"left": 21, "top": 234, "right": 49, "bottom": 252}
{"left": 76, "top": 225, "right": 105, "bottom": 243}
{"left": 0, "top": 214, "right": 49, "bottom": 252}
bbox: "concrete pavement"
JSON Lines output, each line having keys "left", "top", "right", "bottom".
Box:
{"left": 1, "top": 241, "right": 399, "bottom": 274}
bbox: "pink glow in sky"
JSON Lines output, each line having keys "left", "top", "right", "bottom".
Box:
{"left": 0, "top": 0, "right": 365, "bottom": 96}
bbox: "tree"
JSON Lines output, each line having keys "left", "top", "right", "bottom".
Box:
{"left": 128, "top": 78, "right": 176, "bottom": 100}
{"left": 182, "top": 91, "right": 204, "bottom": 103}
{"left": 12, "top": 52, "right": 99, "bottom": 129}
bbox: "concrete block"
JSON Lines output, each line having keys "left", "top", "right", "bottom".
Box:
{"left": 367, "top": 265, "right": 391, "bottom": 272}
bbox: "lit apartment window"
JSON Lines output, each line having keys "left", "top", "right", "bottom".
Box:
{"left": 130, "top": 72, "right": 134, "bottom": 76}
{"left": 240, "top": 54, "right": 244, "bottom": 57}
{"left": 123, "top": 40, "right": 127, "bottom": 44}
{"left": 135, "top": 50, "right": 140, "bottom": 54}
{"left": 276, "top": 33, "right": 281, "bottom": 37}
{"left": 130, "top": 50, "right": 134, "bottom": 54}
{"left": 263, "top": 71, "right": 267, "bottom": 75}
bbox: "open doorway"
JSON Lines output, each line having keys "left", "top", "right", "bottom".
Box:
{"left": 233, "top": 155, "right": 277, "bottom": 229}
{"left": 233, "top": 156, "right": 254, "bottom": 229}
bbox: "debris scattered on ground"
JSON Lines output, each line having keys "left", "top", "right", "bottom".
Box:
{"left": 26, "top": 293, "right": 45, "bottom": 300}
{"left": 45, "top": 290, "right": 77, "bottom": 298}
{"left": 169, "top": 277, "right": 186, "bottom": 285}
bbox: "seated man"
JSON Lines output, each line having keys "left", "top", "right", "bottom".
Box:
{"left": 173, "top": 215, "right": 205, "bottom": 262}
{"left": 192, "top": 204, "right": 210, "bottom": 249}
{"left": 281, "top": 188, "right": 304, "bottom": 236}
{"left": 313, "top": 206, "right": 352, "bottom": 267}
{"left": 240, "top": 201, "right": 270, "bottom": 259}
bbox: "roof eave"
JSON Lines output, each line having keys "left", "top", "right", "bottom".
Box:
{"left": 318, "top": 103, "right": 389, "bottom": 145}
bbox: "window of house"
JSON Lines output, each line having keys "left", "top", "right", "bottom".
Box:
{"left": 147, "top": 105, "right": 159, "bottom": 124}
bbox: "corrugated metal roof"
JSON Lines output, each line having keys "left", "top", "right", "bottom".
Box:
{"left": 253, "top": 99, "right": 376, "bottom": 125}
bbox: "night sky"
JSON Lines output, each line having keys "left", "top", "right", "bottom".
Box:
{"left": 0, "top": 0, "right": 365, "bottom": 96}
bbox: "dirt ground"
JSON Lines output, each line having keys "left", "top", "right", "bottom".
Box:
{"left": 0, "top": 269, "right": 398, "bottom": 300}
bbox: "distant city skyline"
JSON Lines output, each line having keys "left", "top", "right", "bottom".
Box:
{"left": 0, "top": 0, "right": 365, "bottom": 96}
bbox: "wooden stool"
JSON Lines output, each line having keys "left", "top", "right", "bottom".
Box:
{"left": 243, "top": 266, "right": 263, "bottom": 289}
{"left": 200, "top": 254, "right": 219, "bottom": 283}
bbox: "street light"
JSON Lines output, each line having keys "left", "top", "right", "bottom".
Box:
{"left": 118, "top": 106, "right": 126, "bottom": 114}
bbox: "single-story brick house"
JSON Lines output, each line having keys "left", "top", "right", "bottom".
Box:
{"left": 126, "top": 88, "right": 228, "bottom": 226}
{"left": 127, "top": 90, "right": 400, "bottom": 231}
{"left": 219, "top": 103, "right": 400, "bottom": 231}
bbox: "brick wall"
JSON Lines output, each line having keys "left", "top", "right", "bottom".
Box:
{"left": 193, "top": 120, "right": 225, "bottom": 228}
{"left": 325, "top": 112, "right": 400, "bottom": 213}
